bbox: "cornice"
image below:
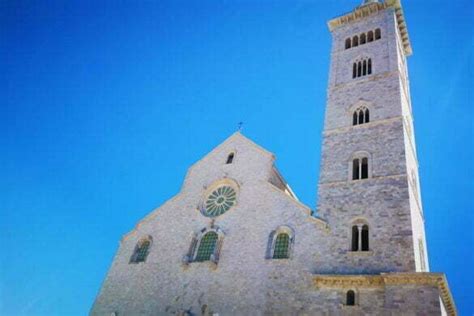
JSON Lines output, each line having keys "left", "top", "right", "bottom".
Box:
{"left": 313, "top": 273, "right": 456, "bottom": 315}
{"left": 327, "top": 0, "right": 412, "bottom": 56}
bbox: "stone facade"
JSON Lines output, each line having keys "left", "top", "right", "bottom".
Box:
{"left": 91, "top": 1, "right": 455, "bottom": 315}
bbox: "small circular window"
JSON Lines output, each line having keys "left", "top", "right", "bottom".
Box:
{"left": 203, "top": 186, "right": 237, "bottom": 217}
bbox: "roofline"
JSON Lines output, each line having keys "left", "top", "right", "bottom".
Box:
{"left": 327, "top": 0, "right": 412, "bottom": 56}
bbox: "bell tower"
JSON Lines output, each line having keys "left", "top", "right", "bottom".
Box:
{"left": 317, "top": 0, "right": 428, "bottom": 273}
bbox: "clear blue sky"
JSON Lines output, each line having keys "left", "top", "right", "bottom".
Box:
{"left": 1, "top": 0, "right": 472, "bottom": 315}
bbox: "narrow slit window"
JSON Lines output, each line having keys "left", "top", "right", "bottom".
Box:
{"left": 361, "top": 157, "right": 368, "bottom": 179}
{"left": 352, "top": 159, "right": 360, "bottom": 180}
{"left": 351, "top": 226, "right": 359, "bottom": 251}
{"left": 353, "top": 112, "right": 358, "bottom": 126}
{"left": 226, "top": 153, "right": 234, "bottom": 164}
{"left": 357, "top": 62, "right": 362, "bottom": 77}
{"left": 365, "top": 108, "right": 370, "bottom": 123}
{"left": 361, "top": 225, "right": 369, "bottom": 251}
{"left": 358, "top": 110, "right": 364, "bottom": 125}
{"left": 368, "top": 59, "right": 372, "bottom": 74}
{"left": 363, "top": 60, "right": 367, "bottom": 76}
{"left": 353, "top": 63, "right": 357, "bottom": 78}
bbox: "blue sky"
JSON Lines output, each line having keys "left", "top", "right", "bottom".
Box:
{"left": 1, "top": 0, "right": 472, "bottom": 315}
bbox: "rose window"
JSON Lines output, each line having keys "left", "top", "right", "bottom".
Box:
{"left": 203, "top": 186, "right": 237, "bottom": 217}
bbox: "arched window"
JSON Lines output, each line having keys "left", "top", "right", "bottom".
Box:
{"left": 375, "top": 28, "right": 381, "bottom": 40}
{"left": 361, "top": 225, "right": 369, "bottom": 251}
{"left": 346, "top": 290, "right": 355, "bottom": 306}
{"left": 183, "top": 227, "right": 225, "bottom": 266}
{"left": 361, "top": 158, "right": 368, "bottom": 179}
{"left": 352, "top": 35, "right": 359, "bottom": 47}
{"left": 226, "top": 153, "right": 234, "bottom": 164}
{"left": 368, "top": 59, "right": 372, "bottom": 74}
{"left": 130, "top": 237, "right": 152, "bottom": 263}
{"left": 196, "top": 232, "right": 218, "bottom": 262}
{"left": 353, "top": 63, "right": 357, "bottom": 78}
{"left": 357, "top": 61, "right": 362, "bottom": 77}
{"left": 345, "top": 38, "right": 351, "bottom": 49}
{"left": 363, "top": 60, "right": 367, "bottom": 76}
{"left": 367, "top": 30, "right": 374, "bottom": 42}
{"left": 351, "top": 226, "right": 359, "bottom": 251}
{"left": 352, "top": 107, "right": 370, "bottom": 126}
{"left": 351, "top": 154, "right": 369, "bottom": 180}
{"left": 360, "top": 33, "right": 366, "bottom": 44}
{"left": 273, "top": 233, "right": 290, "bottom": 259}
{"left": 350, "top": 221, "right": 370, "bottom": 252}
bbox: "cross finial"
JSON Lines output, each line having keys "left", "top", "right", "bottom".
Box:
{"left": 237, "top": 121, "right": 243, "bottom": 131}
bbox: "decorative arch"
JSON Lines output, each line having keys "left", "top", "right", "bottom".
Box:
{"left": 266, "top": 225, "right": 295, "bottom": 259}
{"left": 130, "top": 235, "right": 153, "bottom": 263}
{"left": 183, "top": 226, "right": 225, "bottom": 265}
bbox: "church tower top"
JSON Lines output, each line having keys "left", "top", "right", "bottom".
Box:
{"left": 328, "top": 0, "right": 412, "bottom": 56}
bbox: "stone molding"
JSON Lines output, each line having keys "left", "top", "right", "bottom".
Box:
{"left": 313, "top": 273, "right": 456, "bottom": 316}
{"left": 327, "top": 0, "right": 412, "bottom": 56}
{"left": 319, "top": 172, "right": 407, "bottom": 187}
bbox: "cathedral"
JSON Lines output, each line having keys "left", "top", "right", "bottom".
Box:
{"left": 91, "top": 0, "right": 456, "bottom": 315}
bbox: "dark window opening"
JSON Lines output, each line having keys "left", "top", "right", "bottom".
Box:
{"left": 345, "top": 38, "right": 351, "bottom": 49}
{"left": 353, "top": 63, "right": 357, "bottom": 78}
{"left": 365, "top": 109, "right": 370, "bottom": 123}
{"left": 368, "top": 31, "right": 374, "bottom": 42}
{"left": 351, "top": 226, "right": 359, "bottom": 251}
{"left": 353, "top": 36, "right": 359, "bottom": 47}
{"left": 226, "top": 153, "right": 234, "bottom": 164}
{"left": 358, "top": 110, "right": 364, "bottom": 125}
{"left": 357, "top": 62, "right": 362, "bottom": 77}
{"left": 346, "top": 290, "right": 356, "bottom": 306}
{"left": 352, "top": 159, "right": 360, "bottom": 180}
{"left": 363, "top": 60, "right": 367, "bottom": 76}
{"left": 353, "top": 112, "right": 358, "bottom": 126}
{"left": 360, "top": 33, "right": 366, "bottom": 44}
{"left": 361, "top": 225, "right": 369, "bottom": 251}
{"left": 375, "top": 28, "right": 381, "bottom": 40}
{"left": 368, "top": 59, "right": 372, "bottom": 74}
{"left": 361, "top": 158, "right": 368, "bottom": 179}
